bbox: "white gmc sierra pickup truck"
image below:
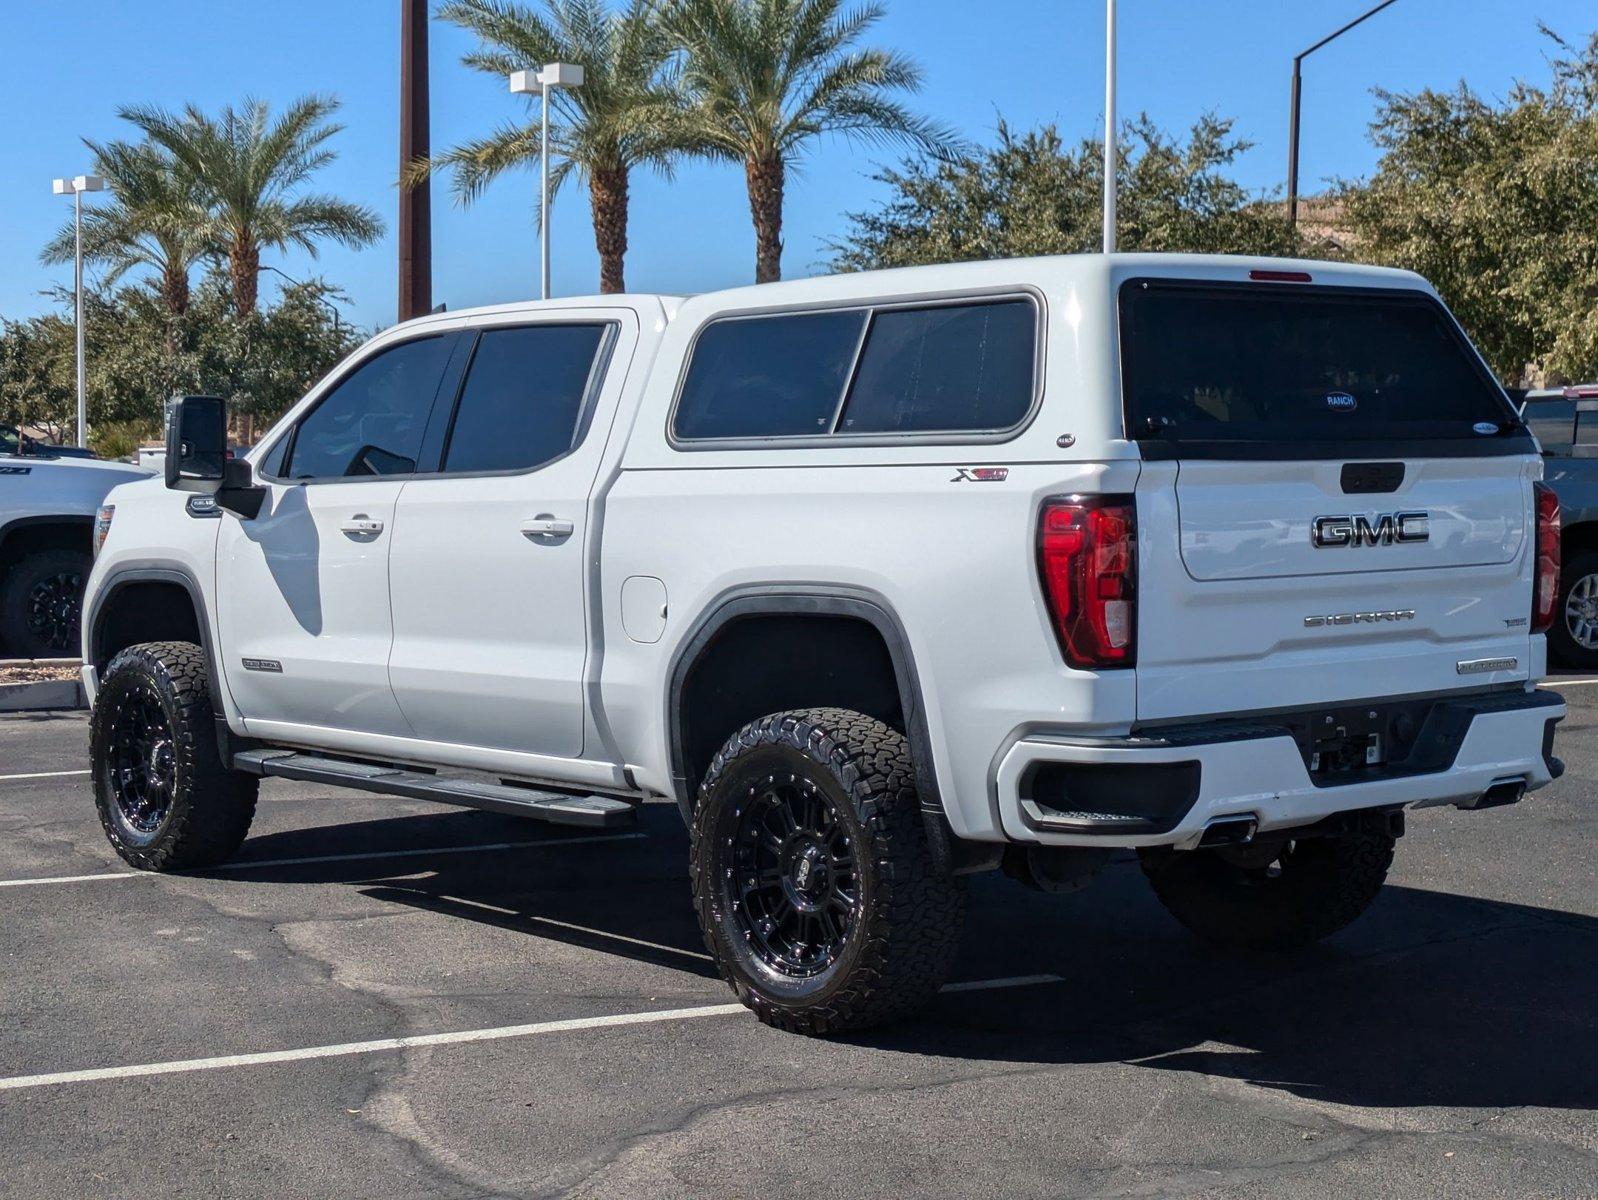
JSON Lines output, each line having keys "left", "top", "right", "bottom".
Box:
{"left": 81, "top": 254, "right": 1566, "bottom": 1034}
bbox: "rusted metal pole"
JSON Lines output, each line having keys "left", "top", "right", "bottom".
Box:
{"left": 398, "top": 0, "right": 432, "bottom": 321}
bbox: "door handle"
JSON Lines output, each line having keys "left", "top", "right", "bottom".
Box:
{"left": 341, "top": 515, "right": 384, "bottom": 537}
{"left": 521, "top": 517, "right": 574, "bottom": 539}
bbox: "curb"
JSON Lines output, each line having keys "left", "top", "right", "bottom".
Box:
{"left": 0, "top": 679, "right": 86, "bottom": 713}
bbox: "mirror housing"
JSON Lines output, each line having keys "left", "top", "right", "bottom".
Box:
{"left": 217, "top": 458, "right": 266, "bottom": 519}
{"left": 164, "top": 396, "right": 227, "bottom": 492}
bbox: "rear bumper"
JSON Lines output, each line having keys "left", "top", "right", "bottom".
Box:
{"left": 994, "top": 688, "right": 1565, "bottom": 848}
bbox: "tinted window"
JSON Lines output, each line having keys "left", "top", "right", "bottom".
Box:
{"left": 674, "top": 310, "right": 865, "bottom": 440}
{"left": 837, "top": 300, "right": 1036, "bottom": 434}
{"left": 444, "top": 325, "right": 608, "bottom": 473}
{"left": 1119, "top": 282, "right": 1519, "bottom": 446}
{"left": 284, "top": 336, "right": 453, "bottom": 479}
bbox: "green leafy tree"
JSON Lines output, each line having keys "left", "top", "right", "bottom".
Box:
{"left": 1338, "top": 28, "right": 1598, "bottom": 383}
{"left": 412, "top": 0, "right": 684, "bottom": 294}
{"left": 40, "top": 139, "right": 214, "bottom": 322}
{"left": 663, "top": 0, "right": 957, "bottom": 282}
{"left": 120, "top": 96, "right": 383, "bottom": 319}
{"left": 830, "top": 115, "right": 1304, "bottom": 272}
{"left": 0, "top": 275, "right": 360, "bottom": 451}
{"left": 0, "top": 314, "right": 75, "bottom": 443}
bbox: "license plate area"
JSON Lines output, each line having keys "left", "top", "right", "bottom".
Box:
{"left": 1277, "top": 696, "right": 1475, "bottom": 786}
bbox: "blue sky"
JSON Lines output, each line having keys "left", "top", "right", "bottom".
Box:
{"left": 1, "top": 1, "right": 1591, "bottom": 330}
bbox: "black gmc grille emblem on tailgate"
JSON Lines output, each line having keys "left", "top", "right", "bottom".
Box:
{"left": 1311, "top": 511, "right": 1429, "bottom": 548}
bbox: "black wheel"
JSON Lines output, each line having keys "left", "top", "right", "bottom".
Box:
{"left": 1139, "top": 828, "right": 1395, "bottom": 950}
{"left": 690, "top": 708, "right": 965, "bottom": 1035}
{"left": 0, "top": 547, "right": 91, "bottom": 657}
{"left": 89, "top": 640, "right": 257, "bottom": 871}
{"left": 1548, "top": 550, "right": 1598, "bottom": 670}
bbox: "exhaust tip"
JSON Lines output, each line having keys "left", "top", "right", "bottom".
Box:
{"left": 1197, "top": 815, "right": 1258, "bottom": 848}
{"left": 1456, "top": 778, "right": 1527, "bottom": 811}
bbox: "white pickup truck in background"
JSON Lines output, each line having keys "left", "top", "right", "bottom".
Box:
{"left": 81, "top": 253, "right": 1565, "bottom": 1035}
{"left": 0, "top": 439, "right": 149, "bottom": 657}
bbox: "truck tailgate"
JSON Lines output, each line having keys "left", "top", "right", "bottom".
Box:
{"left": 1136, "top": 457, "right": 1535, "bottom": 722}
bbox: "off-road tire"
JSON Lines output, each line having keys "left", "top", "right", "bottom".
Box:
{"left": 0, "top": 547, "right": 91, "bottom": 658}
{"left": 690, "top": 708, "right": 965, "bottom": 1035}
{"left": 1548, "top": 550, "right": 1598, "bottom": 671}
{"left": 90, "top": 640, "right": 257, "bottom": 870}
{"left": 1140, "top": 830, "right": 1395, "bottom": 950}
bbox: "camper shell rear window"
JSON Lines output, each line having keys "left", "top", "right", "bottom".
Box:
{"left": 1118, "top": 279, "right": 1533, "bottom": 460}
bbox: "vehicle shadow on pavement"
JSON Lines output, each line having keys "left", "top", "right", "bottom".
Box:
{"left": 208, "top": 805, "right": 1596, "bottom": 1114}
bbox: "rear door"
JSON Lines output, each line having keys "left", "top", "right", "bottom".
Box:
{"left": 386, "top": 312, "right": 634, "bottom": 756}
{"left": 1123, "top": 278, "right": 1540, "bottom": 722}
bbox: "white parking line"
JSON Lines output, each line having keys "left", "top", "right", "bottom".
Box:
{"left": 0, "top": 769, "right": 90, "bottom": 782}
{"left": 1543, "top": 678, "right": 1598, "bottom": 687}
{"left": 0, "top": 871, "right": 134, "bottom": 889}
{"left": 0, "top": 974, "right": 1065, "bottom": 1092}
{"left": 0, "top": 833, "right": 645, "bottom": 889}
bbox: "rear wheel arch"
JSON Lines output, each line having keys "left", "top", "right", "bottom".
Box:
{"left": 0, "top": 515, "right": 94, "bottom": 570}
{"left": 1561, "top": 519, "right": 1598, "bottom": 560}
{"left": 667, "top": 587, "right": 942, "bottom": 821}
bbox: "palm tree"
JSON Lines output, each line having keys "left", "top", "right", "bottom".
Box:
{"left": 662, "top": 0, "right": 957, "bottom": 283}
{"left": 41, "top": 139, "right": 213, "bottom": 321}
{"left": 119, "top": 95, "right": 383, "bottom": 319}
{"left": 411, "top": 0, "right": 683, "bottom": 294}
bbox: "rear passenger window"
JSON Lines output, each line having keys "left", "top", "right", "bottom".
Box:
{"left": 284, "top": 335, "right": 453, "bottom": 479}
{"left": 672, "top": 297, "right": 1038, "bottom": 442}
{"left": 837, "top": 300, "right": 1036, "bottom": 434}
{"left": 673, "top": 310, "right": 866, "bottom": 440}
{"left": 443, "top": 324, "right": 609, "bottom": 474}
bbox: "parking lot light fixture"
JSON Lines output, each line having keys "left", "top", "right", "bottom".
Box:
{"left": 52, "top": 174, "right": 106, "bottom": 449}
{"left": 510, "top": 62, "right": 584, "bottom": 300}
{"left": 1287, "top": 0, "right": 1400, "bottom": 228}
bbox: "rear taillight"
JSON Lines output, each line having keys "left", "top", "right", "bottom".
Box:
{"left": 1038, "top": 495, "right": 1136, "bottom": 669}
{"left": 1533, "top": 482, "right": 1560, "bottom": 633}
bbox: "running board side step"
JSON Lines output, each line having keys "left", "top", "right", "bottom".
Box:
{"left": 231, "top": 750, "right": 638, "bottom": 829}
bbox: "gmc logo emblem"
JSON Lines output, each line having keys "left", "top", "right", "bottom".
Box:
{"left": 1311, "top": 511, "right": 1429, "bottom": 548}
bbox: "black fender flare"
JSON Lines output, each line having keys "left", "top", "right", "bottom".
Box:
{"left": 665, "top": 584, "right": 944, "bottom": 825}
{"left": 87, "top": 562, "right": 243, "bottom": 761}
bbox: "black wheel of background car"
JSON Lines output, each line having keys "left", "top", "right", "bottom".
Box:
{"left": 1139, "top": 829, "right": 1395, "bottom": 950}
{"left": 89, "top": 640, "right": 257, "bottom": 871}
{"left": 1548, "top": 550, "right": 1598, "bottom": 671}
{"left": 690, "top": 708, "right": 965, "bottom": 1035}
{"left": 0, "top": 548, "right": 90, "bottom": 657}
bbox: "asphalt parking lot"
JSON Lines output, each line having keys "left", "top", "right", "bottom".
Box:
{"left": 0, "top": 686, "right": 1593, "bottom": 1199}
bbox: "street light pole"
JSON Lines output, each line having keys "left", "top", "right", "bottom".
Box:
{"left": 259, "top": 264, "right": 344, "bottom": 334}
{"left": 1103, "top": 0, "right": 1117, "bottom": 254}
{"left": 1287, "top": 0, "right": 1400, "bottom": 227}
{"left": 52, "top": 174, "right": 105, "bottom": 448}
{"left": 510, "top": 63, "right": 584, "bottom": 300}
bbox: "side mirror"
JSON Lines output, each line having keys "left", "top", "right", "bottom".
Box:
{"left": 164, "top": 395, "right": 227, "bottom": 492}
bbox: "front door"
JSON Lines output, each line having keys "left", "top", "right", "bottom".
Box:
{"left": 217, "top": 331, "right": 461, "bottom": 740}
{"left": 387, "top": 314, "right": 635, "bottom": 757}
